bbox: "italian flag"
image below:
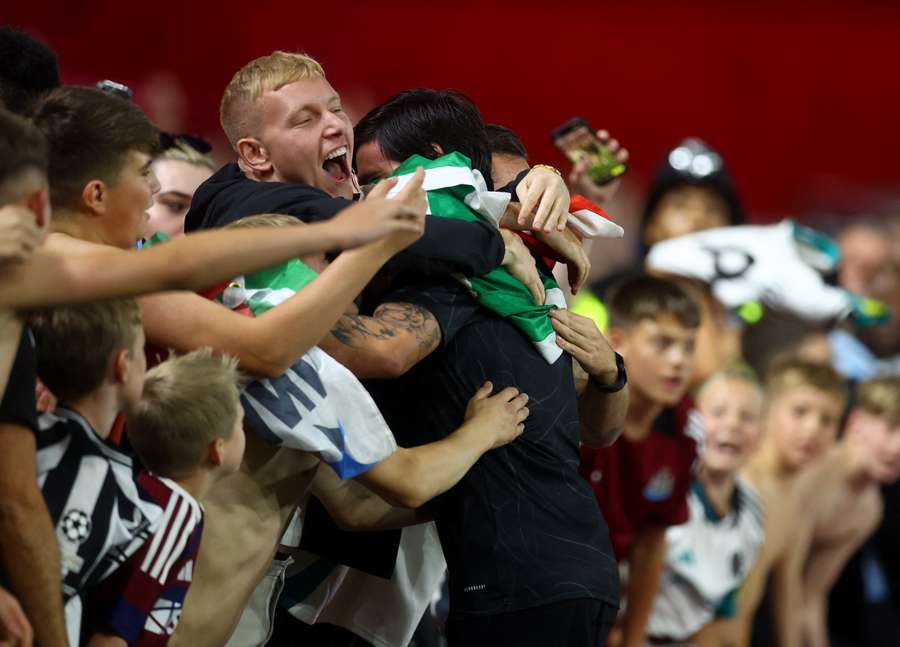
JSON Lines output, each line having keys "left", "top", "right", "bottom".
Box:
{"left": 387, "top": 152, "right": 566, "bottom": 364}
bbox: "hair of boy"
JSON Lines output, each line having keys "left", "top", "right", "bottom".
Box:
{"left": 353, "top": 88, "right": 494, "bottom": 189}
{"left": 0, "top": 26, "right": 61, "bottom": 117}
{"left": 224, "top": 213, "right": 300, "bottom": 230}
{"left": 31, "top": 85, "right": 159, "bottom": 213}
{"left": 127, "top": 347, "right": 243, "bottom": 480}
{"left": 695, "top": 361, "right": 762, "bottom": 401}
{"left": 28, "top": 298, "right": 142, "bottom": 405}
{"left": 0, "top": 106, "right": 48, "bottom": 205}
{"left": 485, "top": 123, "right": 528, "bottom": 160}
{"left": 220, "top": 51, "right": 325, "bottom": 149}
{"left": 763, "top": 356, "right": 847, "bottom": 405}
{"left": 855, "top": 376, "right": 900, "bottom": 426}
{"left": 606, "top": 274, "right": 702, "bottom": 330}
{"left": 156, "top": 138, "right": 215, "bottom": 171}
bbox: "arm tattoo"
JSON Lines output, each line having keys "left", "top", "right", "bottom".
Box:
{"left": 330, "top": 302, "right": 440, "bottom": 353}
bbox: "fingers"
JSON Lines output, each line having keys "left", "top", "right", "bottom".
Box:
{"left": 398, "top": 167, "right": 425, "bottom": 197}
{"left": 472, "top": 381, "right": 494, "bottom": 401}
{"left": 517, "top": 181, "right": 538, "bottom": 228}
{"left": 531, "top": 187, "right": 554, "bottom": 232}
{"left": 523, "top": 267, "right": 545, "bottom": 305}
{"left": 554, "top": 331, "right": 587, "bottom": 363}
{"left": 549, "top": 311, "right": 592, "bottom": 348}
{"left": 366, "top": 177, "right": 398, "bottom": 200}
{"left": 493, "top": 386, "right": 521, "bottom": 403}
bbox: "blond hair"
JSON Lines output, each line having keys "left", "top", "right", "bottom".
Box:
{"left": 696, "top": 361, "right": 762, "bottom": 401}
{"left": 224, "top": 213, "right": 300, "bottom": 230}
{"left": 155, "top": 139, "right": 215, "bottom": 171}
{"left": 220, "top": 51, "right": 325, "bottom": 147}
{"left": 856, "top": 376, "right": 900, "bottom": 426}
{"left": 764, "top": 356, "right": 846, "bottom": 404}
{"left": 126, "top": 348, "right": 244, "bottom": 479}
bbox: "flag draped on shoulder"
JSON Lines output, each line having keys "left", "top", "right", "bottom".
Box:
{"left": 386, "top": 152, "right": 567, "bottom": 364}
{"left": 220, "top": 263, "right": 397, "bottom": 480}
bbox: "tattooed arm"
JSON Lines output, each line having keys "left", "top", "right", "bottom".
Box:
{"left": 318, "top": 301, "right": 442, "bottom": 378}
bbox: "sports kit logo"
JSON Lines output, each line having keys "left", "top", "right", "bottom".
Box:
{"left": 643, "top": 468, "right": 675, "bottom": 502}
{"left": 60, "top": 509, "right": 92, "bottom": 543}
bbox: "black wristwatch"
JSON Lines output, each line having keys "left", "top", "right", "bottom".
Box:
{"left": 589, "top": 352, "right": 627, "bottom": 393}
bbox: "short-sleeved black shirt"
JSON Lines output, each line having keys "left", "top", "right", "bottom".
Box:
{"left": 363, "top": 277, "right": 619, "bottom": 618}
{"left": 0, "top": 328, "right": 38, "bottom": 434}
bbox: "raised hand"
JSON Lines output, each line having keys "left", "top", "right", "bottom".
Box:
{"left": 0, "top": 205, "right": 43, "bottom": 266}
{"left": 516, "top": 166, "right": 570, "bottom": 233}
{"left": 328, "top": 167, "right": 427, "bottom": 250}
{"left": 500, "top": 229, "right": 545, "bottom": 305}
{"left": 464, "top": 381, "right": 529, "bottom": 449}
{"left": 533, "top": 228, "right": 591, "bottom": 294}
{"left": 567, "top": 129, "right": 629, "bottom": 206}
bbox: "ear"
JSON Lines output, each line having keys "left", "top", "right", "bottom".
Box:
{"left": 207, "top": 437, "right": 226, "bottom": 467}
{"left": 112, "top": 348, "right": 131, "bottom": 385}
{"left": 81, "top": 179, "right": 108, "bottom": 215}
{"left": 430, "top": 143, "right": 445, "bottom": 157}
{"left": 236, "top": 137, "right": 273, "bottom": 175}
{"left": 23, "top": 186, "right": 52, "bottom": 230}
{"left": 606, "top": 325, "right": 627, "bottom": 354}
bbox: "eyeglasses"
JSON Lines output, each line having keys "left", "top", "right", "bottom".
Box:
{"left": 159, "top": 131, "right": 213, "bottom": 155}
{"left": 666, "top": 138, "right": 723, "bottom": 179}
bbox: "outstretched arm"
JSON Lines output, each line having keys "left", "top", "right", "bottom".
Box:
{"left": 0, "top": 185, "right": 423, "bottom": 310}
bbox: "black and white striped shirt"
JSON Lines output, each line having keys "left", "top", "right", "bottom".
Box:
{"left": 37, "top": 407, "right": 163, "bottom": 645}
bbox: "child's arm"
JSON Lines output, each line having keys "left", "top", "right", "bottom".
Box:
{"left": 0, "top": 178, "right": 424, "bottom": 310}
{"left": 801, "top": 500, "right": 882, "bottom": 647}
{"left": 619, "top": 524, "right": 668, "bottom": 647}
{"left": 355, "top": 381, "right": 528, "bottom": 509}
{"left": 313, "top": 381, "right": 529, "bottom": 526}
{"left": 770, "top": 519, "right": 814, "bottom": 647}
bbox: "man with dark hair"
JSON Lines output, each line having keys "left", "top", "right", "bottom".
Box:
{"left": 579, "top": 274, "right": 702, "bottom": 647}
{"left": 0, "top": 26, "right": 61, "bottom": 116}
{"left": 484, "top": 123, "right": 530, "bottom": 188}
{"left": 350, "top": 93, "right": 628, "bottom": 647}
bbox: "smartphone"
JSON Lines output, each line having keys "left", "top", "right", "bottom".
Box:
{"left": 552, "top": 117, "right": 627, "bottom": 186}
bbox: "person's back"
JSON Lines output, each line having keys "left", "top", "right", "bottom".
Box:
{"left": 364, "top": 274, "right": 618, "bottom": 631}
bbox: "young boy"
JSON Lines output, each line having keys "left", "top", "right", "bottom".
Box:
{"left": 28, "top": 298, "right": 156, "bottom": 647}
{"left": 716, "top": 358, "right": 846, "bottom": 647}
{"left": 800, "top": 376, "right": 900, "bottom": 647}
{"left": 578, "top": 274, "right": 702, "bottom": 647}
{"left": 84, "top": 348, "right": 246, "bottom": 646}
{"left": 648, "top": 365, "right": 766, "bottom": 645}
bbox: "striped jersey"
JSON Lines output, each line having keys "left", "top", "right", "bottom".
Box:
{"left": 648, "top": 477, "right": 766, "bottom": 641}
{"left": 87, "top": 471, "right": 203, "bottom": 645}
{"left": 36, "top": 408, "right": 163, "bottom": 646}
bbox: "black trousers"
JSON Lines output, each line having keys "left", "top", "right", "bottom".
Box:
{"left": 446, "top": 598, "right": 618, "bottom": 647}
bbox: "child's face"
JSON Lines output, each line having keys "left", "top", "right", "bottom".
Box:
{"left": 849, "top": 410, "right": 900, "bottom": 483}
{"left": 121, "top": 326, "right": 147, "bottom": 411}
{"left": 614, "top": 313, "right": 697, "bottom": 406}
{"left": 767, "top": 385, "right": 843, "bottom": 472}
{"left": 698, "top": 377, "right": 764, "bottom": 474}
{"left": 101, "top": 150, "right": 160, "bottom": 249}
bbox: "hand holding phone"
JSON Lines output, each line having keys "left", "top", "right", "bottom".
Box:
{"left": 552, "top": 117, "right": 627, "bottom": 186}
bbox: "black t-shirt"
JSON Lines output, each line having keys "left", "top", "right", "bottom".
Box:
{"left": 363, "top": 277, "right": 619, "bottom": 617}
{"left": 0, "top": 328, "right": 38, "bottom": 434}
{"left": 184, "top": 163, "right": 504, "bottom": 277}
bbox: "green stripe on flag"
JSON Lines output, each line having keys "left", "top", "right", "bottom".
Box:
{"left": 242, "top": 258, "right": 319, "bottom": 316}
{"left": 390, "top": 153, "right": 564, "bottom": 364}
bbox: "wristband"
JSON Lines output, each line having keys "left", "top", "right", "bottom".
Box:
{"left": 589, "top": 352, "right": 627, "bottom": 393}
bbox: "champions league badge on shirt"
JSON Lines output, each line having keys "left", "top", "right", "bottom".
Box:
{"left": 643, "top": 468, "right": 675, "bottom": 502}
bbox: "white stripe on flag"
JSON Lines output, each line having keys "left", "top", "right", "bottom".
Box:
{"left": 535, "top": 333, "right": 564, "bottom": 364}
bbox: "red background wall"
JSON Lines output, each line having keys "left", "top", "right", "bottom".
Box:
{"left": 7, "top": 0, "right": 900, "bottom": 220}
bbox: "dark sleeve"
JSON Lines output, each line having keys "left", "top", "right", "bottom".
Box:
{"left": 0, "top": 329, "right": 38, "bottom": 434}
{"left": 383, "top": 278, "right": 479, "bottom": 348}
{"left": 228, "top": 185, "right": 351, "bottom": 226}
{"left": 384, "top": 217, "right": 504, "bottom": 277}
{"left": 496, "top": 169, "right": 530, "bottom": 202}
